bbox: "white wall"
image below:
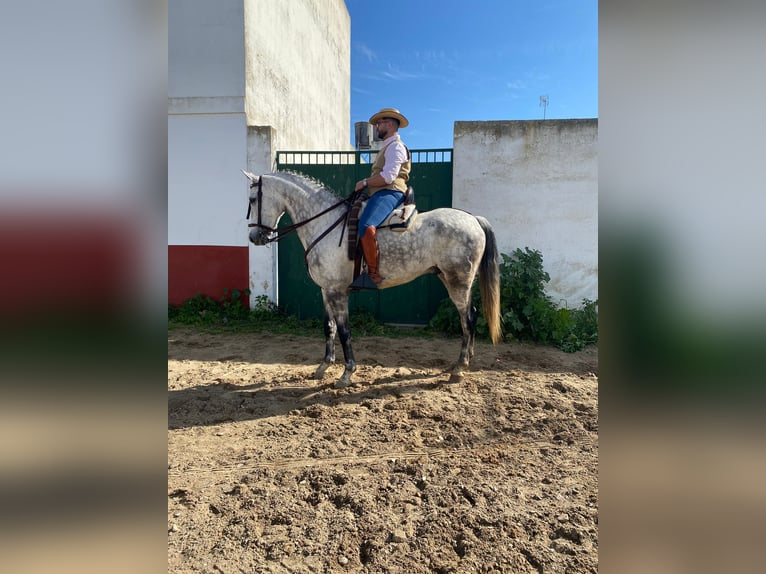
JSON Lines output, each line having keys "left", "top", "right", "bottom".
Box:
{"left": 169, "top": 0, "right": 351, "bottom": 307}
{"left": 453, "top": 120, "right": 598, "bottom": 307}
{"left": 169, "top": 0, "right": 245, "bottom": 98}
{"left": 168, "top": 0, "right": 247, "bottom": 247}
{"left": 244, "top": 0, "right": 351, "bottom": 151}
{"left": 168, "top": 111, "right": 248, "bottom": 246}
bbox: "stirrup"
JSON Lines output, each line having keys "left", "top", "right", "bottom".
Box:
{"left": 349, "top": 273, "right": 379, "bottom": 290}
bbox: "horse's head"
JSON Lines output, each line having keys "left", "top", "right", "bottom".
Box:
{"left": 243, "top": 171, "right": 283, "bottom": 245}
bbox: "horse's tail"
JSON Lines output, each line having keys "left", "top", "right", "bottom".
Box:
{"left": 476, "top": 216, "right": 502, "bottom": 344}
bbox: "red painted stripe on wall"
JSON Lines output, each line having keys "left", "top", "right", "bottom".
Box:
{"left": 168, "top": 245, "right": 249, "bottom": 306}
{"left": 0, "top": 212, "right": 140, "bottom": 320}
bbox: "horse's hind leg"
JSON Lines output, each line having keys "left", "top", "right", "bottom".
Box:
{"left": 449, "top": 304, "right": 477, "bottom": 384}
{"left": 313, "top": 310, "right": 336, "bottom": 379}
{"left": 466, "top": 304, "right": 478, "bottom": 361}
{"left": 440, "top": 275, "right": 478, "bottom": 384}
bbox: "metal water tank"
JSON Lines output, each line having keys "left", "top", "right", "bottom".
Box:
{"left": 354, "top": 122, "right": 372, "bottom": 149}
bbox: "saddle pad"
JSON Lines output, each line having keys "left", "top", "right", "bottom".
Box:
{"left": 382, "top": 203, "right": 418, "bottom": 232}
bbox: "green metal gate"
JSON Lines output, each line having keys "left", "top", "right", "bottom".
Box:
{"left": 275, "top": 148, "right": 453, "bottom": 325}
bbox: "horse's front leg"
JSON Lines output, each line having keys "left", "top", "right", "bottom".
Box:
{"left": 324, "top": 290, "right": 356, "bottom": 389}
{"left": 313, "top": 311, "right": 336, "bottom": 379}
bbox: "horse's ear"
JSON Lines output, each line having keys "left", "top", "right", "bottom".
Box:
{"left": 242, "top": 169, "right": 258, "bottom": 182}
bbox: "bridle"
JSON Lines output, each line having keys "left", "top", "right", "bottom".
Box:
{"left": 246, "top": 175, "right": 267, "bottom": 233}
{"left": 246, "top": 174, "right": 363, "bottom": 262}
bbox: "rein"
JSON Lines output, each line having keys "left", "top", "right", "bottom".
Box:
{"left": 247, "top": 176, "right": 363, "bottom": 264}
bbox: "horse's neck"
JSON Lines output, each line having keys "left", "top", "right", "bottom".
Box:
{"left": 276, "top": 176, "right": 340, "bottom": 243}
{"left": 278, "top": 177, "right": 334, "bottom": 217}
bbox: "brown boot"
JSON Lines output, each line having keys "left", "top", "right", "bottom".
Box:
{"left": 361, "top": 226, "right": 382, "bottom": 284}
{"left": 350, "top": 227, "right": 382, "bottom": 289}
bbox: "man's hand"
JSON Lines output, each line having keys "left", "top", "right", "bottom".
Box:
{"left": 354, "top": 178, "right": 368, "bottom": 192}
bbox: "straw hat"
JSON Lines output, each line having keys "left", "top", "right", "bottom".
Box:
{"left": 368, "top": 107, "right": 409, "bottom": 128}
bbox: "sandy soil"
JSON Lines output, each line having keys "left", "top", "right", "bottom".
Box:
{"left": 168, "top": 328, "right": 598, "bottom": 573}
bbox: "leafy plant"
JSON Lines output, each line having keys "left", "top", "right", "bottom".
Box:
{"left": 429, "top": 247, "right": 598, "bottom": 352}
{"left": 169, "top": 288, "right": 252, "bottom": 325}
{"left": 251, "top": 293, "right": 280, "bottom": 318}
{"left": 428, "top": 298, "right": 465, "bottom": 336}
{"left": 349, "top": 308, "right": 388, "bottom": 336}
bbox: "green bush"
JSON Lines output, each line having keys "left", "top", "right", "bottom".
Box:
{"left": 428, "top": 247, "right": 598, "bottom": 352}
{"left": 169, "top": 288, "right": 251, "bottom": 325}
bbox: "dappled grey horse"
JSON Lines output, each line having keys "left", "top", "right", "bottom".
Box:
{"left": 245, "top": 171, "right": 501, "bottom": 388}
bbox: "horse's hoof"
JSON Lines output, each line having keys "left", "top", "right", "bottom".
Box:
{"left": 447, "top": 372, "right": 464, "bottom": 384}
{"left": 314, "top": 363, "right": 330, "bottom": 379}
{"left": 334, "top": 371, "right": 354, "bottom": 389}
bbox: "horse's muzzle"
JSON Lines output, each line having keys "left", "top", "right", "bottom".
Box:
{"left": 249, "top": 228, "right": 271, "bottom": 245}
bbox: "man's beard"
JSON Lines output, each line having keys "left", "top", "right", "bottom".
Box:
{"left": 376, "top": 127, "right": 389, "bottom": 139}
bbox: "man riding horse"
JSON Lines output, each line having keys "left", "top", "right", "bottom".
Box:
{"left": 350, "top": 107, "right": 411, "bottom": 290}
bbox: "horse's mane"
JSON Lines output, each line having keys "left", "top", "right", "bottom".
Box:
{"left": 274, "top": 170, "right": 339, "bottom": 197}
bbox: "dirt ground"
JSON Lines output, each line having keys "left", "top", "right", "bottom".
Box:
{"left": 168, "top": 327, "right": 598, "bottom": 573}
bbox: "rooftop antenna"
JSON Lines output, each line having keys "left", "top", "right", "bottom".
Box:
{"left": 539, "top": 95, "right": 549, "bottom": 119}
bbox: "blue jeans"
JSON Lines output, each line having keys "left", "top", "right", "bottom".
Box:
{"left": 359, "top": 189, "right": 405, "bottom": 237}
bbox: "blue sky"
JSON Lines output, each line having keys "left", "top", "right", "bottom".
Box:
{"left": 345, "top": 0, "right": 598, "bottom": 149}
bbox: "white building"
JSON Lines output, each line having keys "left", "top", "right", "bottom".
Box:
{"left": 168, "top": 0, "right": 350, "bottom": 306}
